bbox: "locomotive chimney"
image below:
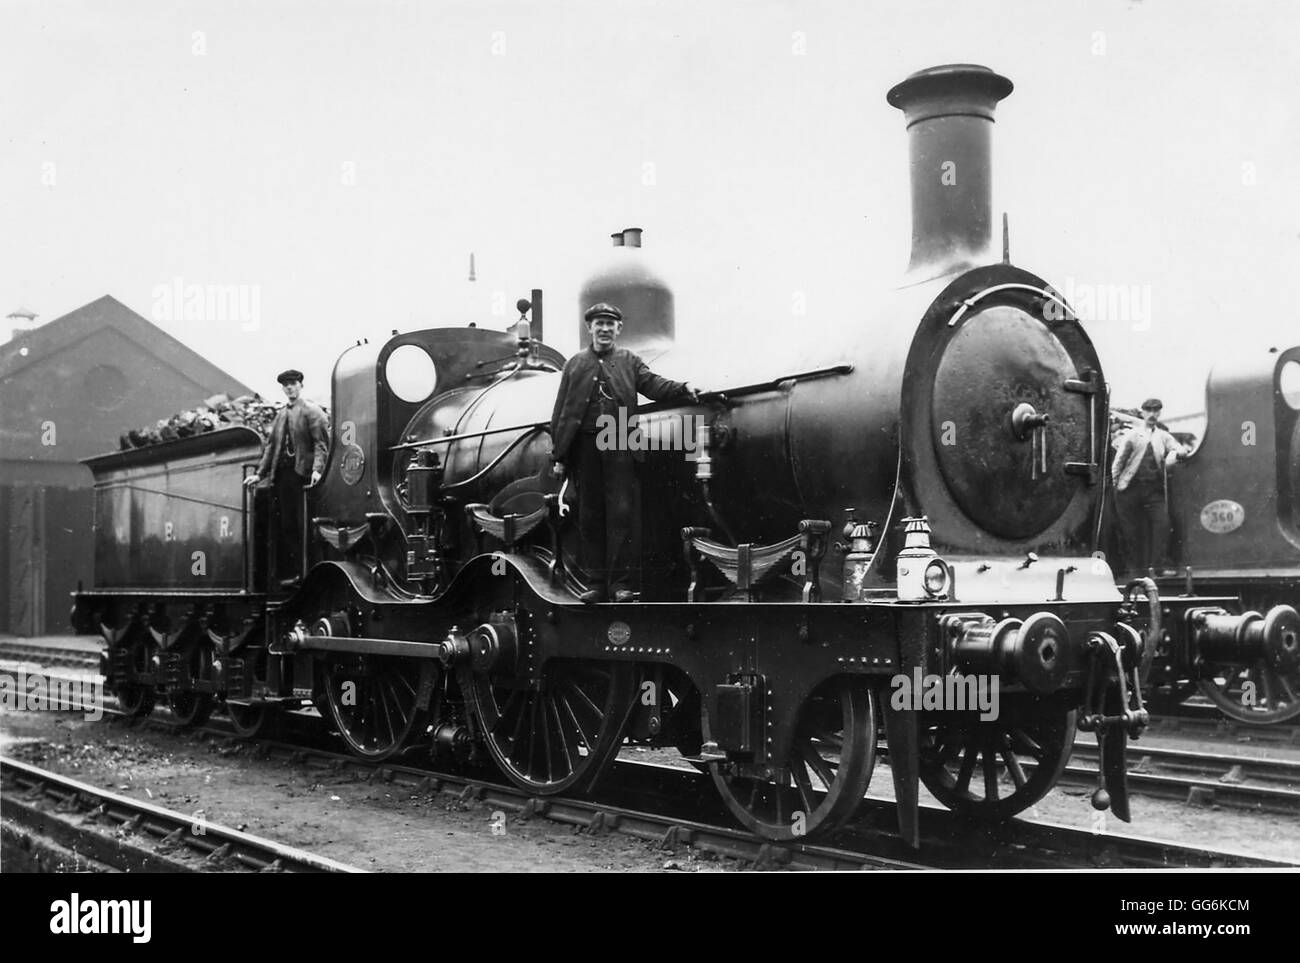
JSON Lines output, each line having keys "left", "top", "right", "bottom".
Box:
{"left": 887, "top": 64, "right": 1013, "bottom": 280}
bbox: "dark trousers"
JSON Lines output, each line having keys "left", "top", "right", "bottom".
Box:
{"left": 272, "top": 467, "right": 306, "bottom": 580}
{"left": 572, "top": 432, "right": 639, "bottom": 593}
{"left": 1116, "top": 482, "right": 1169, "bottom": 575}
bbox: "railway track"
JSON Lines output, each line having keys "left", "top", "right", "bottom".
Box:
{"left": 0, "top": 639, "right": 100, "bottom": 671}
{"left": 1145, "top": 703, "right": 1300, "bottom": 748}
{"left": 33, "top": 671, "right": 1300, "bottom": 822}
{"left": 92, "top": 708, "right": 1288, "bottom": 869}
{"left": 18, "top": 704, "right": 929, "bottom": 871}
{"left": 0, "top": 755, "right": 362, "bottom": 873}
{"left": 6, "top": 654, "right": 1299, "bottom": 867}
{"left": 11, "top": 697, "right": 1291, "bottom": 869}
{"left": 191, "top": 737, "right": 1300, "bottom": 869}
{"left": 1069, "top": 738, "right": 1300, "bottom": 815}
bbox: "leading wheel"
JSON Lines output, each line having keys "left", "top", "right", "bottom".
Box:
{"left": 1197, "top": 598, "right": 1300, "bottom": 724}
{"left": 711, "top": 679, "right": 876, "bottom": 842}
{"left": 322, "top": 656, "right": 436, "bottom": 761}
{"left": 469, "top": 659, "right": 635, "bottom": 795}
{"left": 919, "top": 702, "right": 1075, "bottom": 821}
{"left": 1197, "top": 663, "right": 1300, "bottom": 723}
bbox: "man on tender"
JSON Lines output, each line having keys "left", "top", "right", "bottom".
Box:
{"left": 244, "top": 369, "right": 330, "bottom": 587}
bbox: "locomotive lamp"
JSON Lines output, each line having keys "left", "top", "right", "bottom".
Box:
{"left": 923, "top": 558, "right": 951, "bottom": 596}
{"left": 896, "top": 516, "right": 950, "bottom": 601}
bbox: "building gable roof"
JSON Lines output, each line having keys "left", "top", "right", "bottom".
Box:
{"left": 0, "top": 294, "right": 252, "bottom": 394}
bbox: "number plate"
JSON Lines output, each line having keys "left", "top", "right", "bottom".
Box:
{"left": 1199, "top": 499, "right": 1244, "bottom": 534}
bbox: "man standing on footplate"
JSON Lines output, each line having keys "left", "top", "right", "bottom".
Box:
{"left": 550, "top": 303, "right": 698, "bottom": 603}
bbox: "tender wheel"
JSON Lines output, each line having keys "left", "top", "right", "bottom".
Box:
{"left": 710, "top": 679, "right": 876, "bottom": 842}
{"left": 919, "top": 701, "right": 1075, "bottom": 821}
{"left": 322, "top": 656, "right": 435, "bottom": 761}
{"left": 116, "top": 630, "right": 157, "bottom": 717}
{"left": 167, "top": 638, "right": 215, "bottom": 728}
{"left": 225, "top": 702, "right": 273, "bottom": 739}
{"left": 169, "top": 689, "right": 215, "bottom": 728}
{"left": 469, "top": 659, "right": 636, "bottom": 795}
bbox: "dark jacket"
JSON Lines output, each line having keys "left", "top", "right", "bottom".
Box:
{"left": 257, "top": 399, "right": 331, "bottom": 481}
{"left": 550, "top": 346, "right": 689, "bottom": 465}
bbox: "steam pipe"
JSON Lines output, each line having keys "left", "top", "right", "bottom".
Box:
{"left": 391, "top": 421, "right": 549, "bottom": 451}
{"left": 440, "top": 426, "right": 547, "bottom": 491}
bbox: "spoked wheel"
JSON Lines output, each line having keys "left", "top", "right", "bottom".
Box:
{"left": 1198, "top": 663, "right": 1300, "bottom": 723}
{"left": 919, "top": 701, "right": 1076, "bottom": 822}
{"left": 469, "top": 659, "right": 636, "bottom": 795}
{"left": 223, "top": 645, "right": 276, "bottom": 738}
{"left": 167, "top": 639, "right": 216, "bottom": 728}
{"left": 116, "top": 630, "right": 157, "bottom": 717}
{"left": 1197, "top": 602, "right": 1300, "bottom": 723}
{"left": 169, "top": 689, "right": 215, "bottom": 728}
{"left": 710, "top": 679, "right": 876, "bottom": 842}
{"left": 322, "top": 656, "right": 436, "bottom": 761}
{"left": 225, "top": 702, "right": 274, "bottom": 739}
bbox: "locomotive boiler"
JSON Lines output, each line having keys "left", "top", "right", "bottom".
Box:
{"left": 76, "top": 63, "right": 1268, "bottom": 845}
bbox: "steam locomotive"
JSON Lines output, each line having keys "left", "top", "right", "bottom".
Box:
{"left": 74, "top": 63, "right": 1295, "bottom": 845}
{"left": 1102, "top": 348, "right": 1300, "bottom": 724}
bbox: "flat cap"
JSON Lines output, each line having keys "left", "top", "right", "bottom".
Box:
{"left": 277, "top": 369, "right": 305, "bottom": 385}
{"left": 1140, "top": 397, "right": 1163, "bottom": 411}
{"left": 583, "top": 302, "right": 623, "bottom": 324}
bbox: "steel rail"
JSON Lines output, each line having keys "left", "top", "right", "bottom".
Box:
{"left": 11, "top": 651, "right": 1298, "bottom": 867}
{"left": 130, "top": 720, "right": 1297, "bottom": 870}
{"left": 0, "top": 641, "right": 100, "bottom": 670}
{"left": 1145, "top": 702, "right": 1300, "bottom": 747}
{"left": 1066, "top": 739, "right": 1300, "bottom": 815}
{"left": 0, "top": 756, "right": 363, "bottom": 873}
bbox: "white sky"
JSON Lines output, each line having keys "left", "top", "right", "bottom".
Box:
{"left": 2, "top": 0, "right": 1297, "bottom": 415}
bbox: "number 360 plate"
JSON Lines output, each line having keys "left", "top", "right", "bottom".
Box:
{"left": 1200, "top": 499, "right": 1245, "bottom": 534}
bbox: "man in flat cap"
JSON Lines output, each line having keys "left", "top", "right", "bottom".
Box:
{"left": 551, "top": 303, "right": 698, "bottom": 603}
{"left": 1111, "top": 397, "right": 1190, "bottom": 575}
{"left": 244, "top": 369, "right": 331, "bottom": 587}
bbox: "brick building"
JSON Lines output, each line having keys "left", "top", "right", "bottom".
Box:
{"left": 0, "top": 295, "right": 251, "bottom": 634}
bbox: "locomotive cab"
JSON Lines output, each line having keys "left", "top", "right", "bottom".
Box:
{"left": 307, "top": 326, "right": 565, "bottom": 592}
